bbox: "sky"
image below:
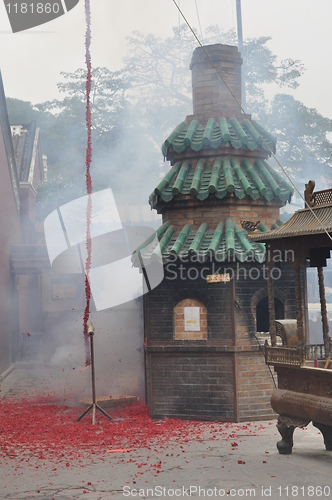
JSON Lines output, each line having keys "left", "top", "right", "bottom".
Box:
{"left": 0, "top": 0, "right": 331, "bottom": 119}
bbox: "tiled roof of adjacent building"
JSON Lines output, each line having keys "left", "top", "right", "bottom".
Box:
{"left": 248, "top": 204, "right": 332, "bottom": 242}
{"left": 11, "top": 121, "right": 39, "bottom": 183}
{"left": 0, "top": 71, "right": 20, "bottom": 215}
{"left": 149, "top": 157, "right": 294, "bottom": 208}
{"left": 132, "top": 218, "right": 284, "bottom": 266}
{"left": 162, "top": 117, "right": 277, "bottom": 157}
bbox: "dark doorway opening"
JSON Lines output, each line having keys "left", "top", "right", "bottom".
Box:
{"left": 256, "top": 297, "right": 284, "bottom": 332}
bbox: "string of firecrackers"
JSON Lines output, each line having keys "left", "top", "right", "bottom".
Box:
{"left": 83, "top": 0, "right": 92, "bottom": 366}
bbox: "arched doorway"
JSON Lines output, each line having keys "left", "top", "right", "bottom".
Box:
{"left": 256, "top": 297, "right": 284, "bottom": 332}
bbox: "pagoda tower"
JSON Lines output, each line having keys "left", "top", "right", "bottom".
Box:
{"left": 134, "top": 44, "right": 297, "bottom": 421}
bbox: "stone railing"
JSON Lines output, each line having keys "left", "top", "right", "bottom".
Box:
{"left": 265, "top": 342, "right": 330, "bottom": 367}
{"left": 313, "top": 188, "right": 332, "bottom": 207}
{"left": 305, "top": 343, "right": 327, "bottom": 361}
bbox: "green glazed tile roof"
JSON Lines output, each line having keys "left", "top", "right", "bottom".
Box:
{"left": 162, "top": 117, "right": 277, "bottom": 157}
{"left": 149, "top": 158, "right": 294, "bottom": 208}
{"left": 132, "top": 218, "right": 284, "bottom": 266}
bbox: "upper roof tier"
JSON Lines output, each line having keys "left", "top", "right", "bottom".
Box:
{"left": 162, "top": 117, "right": 276, "bottom": 159}
{"left": 162, "top": 44, "right": 277, "bottom": 161}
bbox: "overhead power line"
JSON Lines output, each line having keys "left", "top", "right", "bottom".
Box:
{"left": 171, "top": 0, "right": 332, "bottom": 243}
{"left": 194, "top": 0, "right": 203, "bottom": 39}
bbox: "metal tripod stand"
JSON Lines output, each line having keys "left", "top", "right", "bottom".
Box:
{"left": 77, "top": 321, "right": 112, "bottom": 425}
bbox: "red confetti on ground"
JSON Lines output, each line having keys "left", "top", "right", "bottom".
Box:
{"left": 0, "top": 401, "right": 264, "bottom": 467}
{"left": 0, "top": 402, "right": 197, "bottom": 464}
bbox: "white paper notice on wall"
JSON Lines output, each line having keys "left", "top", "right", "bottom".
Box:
{"left": 184, "top": 307, "right": 200, "bottom": 331}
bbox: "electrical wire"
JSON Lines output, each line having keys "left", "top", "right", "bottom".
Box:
{"left": 230, "top": 0, "right": 235, "bottom": 30}
{"left": 194, "top": 0, "right": 203, "bottom": 39}
{"left": 171, "top": 0, "right": 332, "bottom": 243}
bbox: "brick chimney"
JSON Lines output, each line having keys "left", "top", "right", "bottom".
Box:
{"left": 190, "top": 44, "right": 242, "bottom": 120}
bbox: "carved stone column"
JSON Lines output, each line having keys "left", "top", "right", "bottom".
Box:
{"left": 318, "top": 267, "right": 330, "bottom": 357}
{"left": 267, "top": 257, "right": 276, "bottom": 346}
{"left": 294, "top": 261, "right": 305, "bottom": 364}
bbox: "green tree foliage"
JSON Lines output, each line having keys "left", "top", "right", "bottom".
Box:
{"left": 123, "top": 26, "right": 194, "bottom": 143}
{"left": 6, "top": 98, "right": 59, "bottom": 165}
{"left": 7, "top": 26, "right": 332, "bottom": 219}
{"left": 7, "top": 68, "right": 134, "bottom": 219}
{"left": 261, "top": 94, "right": 332, "bottom": 187}
{"left": 124, "top": 26, "right": 305, "bottom": 133}
{"left": 123, "top": 26, "right": 331, "bottom": 192}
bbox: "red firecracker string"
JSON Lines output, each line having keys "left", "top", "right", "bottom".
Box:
{"left": 83, "top": 0, "right": 92, "bottom": 366}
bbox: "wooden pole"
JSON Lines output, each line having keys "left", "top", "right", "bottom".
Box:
{"left": 318, "top": 266, "right": 330, "bottom": 357}
{"left": 235, "top": 0, "right": 246, "bottom": 108}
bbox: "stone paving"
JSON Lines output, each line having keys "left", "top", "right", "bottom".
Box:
{"left": 1, "top": 365, "right": 332, "bottom": 500}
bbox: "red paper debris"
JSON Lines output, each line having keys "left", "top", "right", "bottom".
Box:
{"left": 0, "top": 400, "right": 266, "bottom": 469}
{"left": 107, "top": 449, "right": 131, "bottom": 453}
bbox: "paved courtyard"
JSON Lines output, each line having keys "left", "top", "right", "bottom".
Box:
{"left": 0, "top": 365, "right": 331, "bottom": 500}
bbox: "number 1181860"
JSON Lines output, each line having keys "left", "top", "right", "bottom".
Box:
{"left": 278, "top": 486, "right": 331, "bottom": 497}
{"left": 6, "top": 3, "right": 60, "bottom": 14}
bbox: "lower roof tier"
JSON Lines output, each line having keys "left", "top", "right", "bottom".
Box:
{"left": 132, "top": 218, "right": 284, "bottom": 267}
{"left": 149, "top": 157, "right": 294, "bottom": 209}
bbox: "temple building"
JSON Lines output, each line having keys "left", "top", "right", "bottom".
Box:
{"left": 0, "top": 73, "right": 46, "bottom": 374}
{"left": 133, "top": 43, "right": 300, "bottom": 421}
